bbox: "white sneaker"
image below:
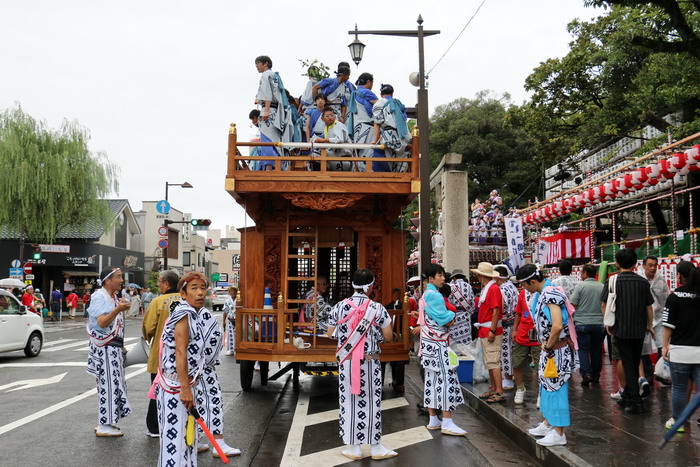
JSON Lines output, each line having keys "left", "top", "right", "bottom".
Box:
{"left": 254, "top": 361, "right": 261, "bottom": 371}
{"left": 225, "top": 351, "right": 234, "bottom": 356}
{"left": 536, "top": 430, "right": 567, "bottom": 446}
{"left": 515, "top": 388, "right": 526, "bottom": 405}
{"left": 536, "top": 395, "right": 540, "bottom": 409}
{"left": 665, "top": 417, "right": 685, "bottom": 432}
{"left": 528, "top": 421, "right": 552, "bottom": 437}
{"left": 610, "top": 389, "right": 623, "bottom": 400}
{"left": 95, "top": 424, "right": 123, "bottom": 437}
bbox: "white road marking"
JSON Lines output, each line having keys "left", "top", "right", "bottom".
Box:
{"left": 281, "top": 393, "right": 419, "bottom": 467}
{"left": 0, "top": 362, "right": 86, "bottom": 368}
{"left": 280, "top": 392, "right": 310, "bottom": 467}
{"left": 43, "top": 341, "right": 92, "bottom": 352}
{"left": 43, "top": 339, "right": 78, "bottom": 347}
{"left": 0, "top": 372, "right": 67, "bottom": 392}
{"left": 300, "top": 426, "right": 432, "bottom": 466}
{"left": 0, "top": 365, "right": 147, "bottom": 436}
{"left": 305, "top": 397, "right": 409, "bottom": 426}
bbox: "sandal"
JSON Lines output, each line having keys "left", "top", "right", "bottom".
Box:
{"left": 486, "top": 393, "right": 505, "bottom": 403}
{"left": 479, "top": 390, "right": 495, "bottom": 400}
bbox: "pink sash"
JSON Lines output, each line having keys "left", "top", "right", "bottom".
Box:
{"left": 335, "top": 299, "right": 375, "bottom": 395}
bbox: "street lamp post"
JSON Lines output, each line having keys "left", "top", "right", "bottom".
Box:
{"left": 348, "top": 15, "right": 440, "bottom": 277}
{"left": 162, "top": 181, "right": 193, "bottom": 269}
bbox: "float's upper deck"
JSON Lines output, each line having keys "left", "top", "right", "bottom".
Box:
{"left": 224, "top": 124, "right": 421, "bottom": 213}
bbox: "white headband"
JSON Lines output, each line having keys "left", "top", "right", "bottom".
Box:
{"left": 519, "top": 264, "right": 541, "bottom": 282}
{"left": 97, "top": 268, "right": 120, "bottom": 286}
{"left": 352, "top": 278, "right": 375, "bottom": 293}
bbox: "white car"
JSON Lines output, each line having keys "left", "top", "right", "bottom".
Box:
{"left": 0, "top": 289, "right": 44, "bottom": 357}
{"left": 211, "top": 289, "right": 229, "bottom": 311}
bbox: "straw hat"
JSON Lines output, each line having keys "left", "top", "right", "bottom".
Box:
{"left": 470, "top": 262, "right": 499, "bottom": 278}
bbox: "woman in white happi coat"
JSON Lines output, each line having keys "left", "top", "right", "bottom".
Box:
{"left": 86, "top": 267, "right": 132, "bottom": 437}
{"left": 517, "top": 264, "right": 579, "bottom": 447}
{"left": 154, "top": 272, "right": 207, "bottom": 467}
{"left": 223, "top": 286, "right": 237, "bottom": 356}
{"left": 196, "top": 306, "right": 241, "bottom": 458}
{"left": 417, "top": 264, "right": 467, "bottom": 436}
{"left": 327, "top": 268, "right": 397, "bottom": 461}
{"left": 494, "top": 265, "right": 518, "bottom": 391}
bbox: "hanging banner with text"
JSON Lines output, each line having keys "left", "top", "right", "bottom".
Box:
{"left": 505, "top": 217, "right": 525, "bottom": 274}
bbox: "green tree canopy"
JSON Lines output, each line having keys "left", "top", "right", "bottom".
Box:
{"left": 514, "top": 1, "right": 700, "bottom": 164}
{"left": 429, "top": 91, "right": 539, "bottom": 207}
{"left": 0, "top": 105, "right": 119, "bottom": 256}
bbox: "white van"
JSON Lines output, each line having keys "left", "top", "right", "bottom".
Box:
{"left": 0, "top": 289, "right": 44, "bottom": 357}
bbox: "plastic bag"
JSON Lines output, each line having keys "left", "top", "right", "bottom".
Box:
{"left": 544, "top": 357, "right": 559, "bottom": 378}
{"left": 447, "top": 347, "right": 460, "bottom": 370}
{"left": 452, "top": 342, "right": 475, "bottom": 358}
{"left": 473, "top": 343, "right": 490, "bottom": 383}
{"left": 655, "top": 357, "right": 671, "bottom": 380}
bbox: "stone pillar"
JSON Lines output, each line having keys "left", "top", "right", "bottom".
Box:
{"left": 441, "top": 169, "right": 469, "bottom": 274}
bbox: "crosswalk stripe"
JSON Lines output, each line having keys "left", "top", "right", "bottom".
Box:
{"left": 299, "top": 426, "right": 432, "bottom": 466}
{"left": 43, "top": 339, "right": 78, "bottom": 347}
{"left": 305, "top": 397, "right": 408, "bottom": 427}
{"left": 43, "top": 341, "right": 91, "bottom": 352}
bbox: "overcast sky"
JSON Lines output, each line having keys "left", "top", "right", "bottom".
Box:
{"left": 1, "top": 0, "right": 597, "bottom": 236}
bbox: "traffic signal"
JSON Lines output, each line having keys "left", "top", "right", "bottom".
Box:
{"left": 33, "top": 246, "right": 41, "bottom": 260}
{"left": 191, "top": 219, "right": 212, "bottom": 226}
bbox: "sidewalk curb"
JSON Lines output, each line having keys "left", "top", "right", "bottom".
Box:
{"left": 461, "top": 383, "right": 593, "bottom": 467}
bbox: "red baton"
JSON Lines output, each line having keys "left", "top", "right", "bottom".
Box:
{"left": 190, "top": 407, "right": 229, "bottom": 463}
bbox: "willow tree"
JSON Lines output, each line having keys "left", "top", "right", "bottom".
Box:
{"left": 0, "top": 105, "right": 119, "bottom": 261}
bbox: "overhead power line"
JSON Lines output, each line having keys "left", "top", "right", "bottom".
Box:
{"left": 426, "top": 0, "right": 488, "bottom": 77}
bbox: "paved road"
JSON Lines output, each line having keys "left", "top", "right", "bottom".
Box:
{"left": 0, "top": 315, "right": 535, "bottom": 466}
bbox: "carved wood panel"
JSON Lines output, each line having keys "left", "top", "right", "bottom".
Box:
{"left": 366, "top": 235, "right": 383, "bottom": 302}
{"left": 282, "top": 193, "right": 364, "bottom": 211}
{"left": 264, "top": 236, "right": 281, "bottom": 309}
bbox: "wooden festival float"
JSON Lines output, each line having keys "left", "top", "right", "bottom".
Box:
{"left": 226, "top": 124, "right": 417, "bottom": 389}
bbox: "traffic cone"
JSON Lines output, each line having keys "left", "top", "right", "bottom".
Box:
{"left": 263, "top": 287, "right": 274, "bottom": 309}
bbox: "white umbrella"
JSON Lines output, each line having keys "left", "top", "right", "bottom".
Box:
{"left": 0, "top": 278, "right": 27, "bottom": 289}
{"left": 406, "top": 276, "right": 421, "bottom": 286}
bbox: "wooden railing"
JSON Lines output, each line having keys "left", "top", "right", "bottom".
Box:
{"left": 226, "top": 123, "right": 420, "bottom": 179}
{"left": 234, "top": 306, "right": 411, "bottom": 361}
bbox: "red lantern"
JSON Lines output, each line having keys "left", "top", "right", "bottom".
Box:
{"left": 595, "top": 185, "right": 607, "bottom": 201}
{"left": 685, "top": 145, "right": 700, "bottom": 170}
{"left": 670, "top": 152, "right": 689, "bottom": 176}
{"left": 646, "top": 163, "right": 660, "bottom": 186}
{"left": 617, "top": 177, "right": 630, "bottom": 195}
{"left": 587, "top": 188, "right": 596, "bottom": 202}
{"left": 632, "top": 168, "right": 648, "bottom": 190}
{"left": 658, "top": 158, "right": 675, "bottom": 179}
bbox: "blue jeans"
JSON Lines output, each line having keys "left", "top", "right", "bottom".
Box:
{"left": 670, "top": 361, "right": 700, "bottom": 419}
{"left": 575, "top": 324, "right": 606, "bottom": 378}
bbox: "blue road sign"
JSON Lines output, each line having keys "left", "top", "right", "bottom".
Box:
{"left": 158, "top": 239, "right": 169, "bottom": 249}
{"left": 9, "top": 268, "right": 22, "bottom": 276}
{"left": 156, "top": 200, "right": 171, "bottom": 215}
{"left": 11, "top": 259, "right": 20, "bottom": 268}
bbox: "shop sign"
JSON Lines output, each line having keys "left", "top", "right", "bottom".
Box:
{"left": 67, "top": 255, "right": 96, "bottom": 267}
{"left": 123, "top": 255, "right": 139, "bottom": 268}
{"left": 39, "top": 244, "right": 70, "bottom": 253}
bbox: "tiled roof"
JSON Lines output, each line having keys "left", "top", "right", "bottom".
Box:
{"left": 1, "top": 199, "right": 129, "bottom": 240}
